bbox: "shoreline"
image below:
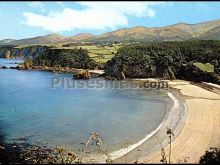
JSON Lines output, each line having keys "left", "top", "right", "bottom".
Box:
{"left": 1, "top": 64, "right": 220, "bottom": 163}
{"left": 139, "top": 80, "right": 220, "bottom": 163}
{"left": 0, "top": 63, "right": 105, "bottom": 77}
{"left": 111, "top": 88, "right": 187, "bottom": 163}
{"left": 81, "top": 88, "right": 187, "bottom": 163}
{"left": 0, "top": 66, "right": 188, "bottom": 163}
{"left": 26, "top": 65, "right": 105, "bottom": 76}
{"left": 110, "top": 91, "right": 186, "bottom": 163}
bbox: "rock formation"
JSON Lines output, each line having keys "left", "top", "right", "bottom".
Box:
{"left": 73, "top": 70, "right": 91, "bottom": 79}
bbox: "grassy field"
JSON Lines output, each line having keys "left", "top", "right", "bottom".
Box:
{"left": 52, "top": 43, "right": 122, "bottom": 63}
{"left": 15, "top": 42, "right": 122, "bottom": 63}
{"left": 193, "top": 62, "right": 214, "bottom": 72}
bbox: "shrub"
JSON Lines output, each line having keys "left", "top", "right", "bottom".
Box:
{"left": 199, "top": 147, "right": 220, "bottom": 164}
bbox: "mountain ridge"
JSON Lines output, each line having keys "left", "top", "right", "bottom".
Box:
{"left": 1, "top": 19, "right": 220, "bottom": 45}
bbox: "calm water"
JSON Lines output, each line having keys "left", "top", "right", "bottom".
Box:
{"left": 0, "top": 58, "right": 24, "bottom": 68}
{"left": 0, "top": 58, "right": 169, "bottom": 153}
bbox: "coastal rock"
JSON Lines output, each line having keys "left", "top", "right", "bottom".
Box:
{"left": 16, "top": 64, "right": 25, "bottom": 70}
{"left": 73, "top": 70, "right": 91, "bottom": 79}
{"left": 0, "top": 66, "right": 8, "bottom": 69}
{"left": 104, "top": 72, "right": 125, "bottom": 80}
{"left": 0, "top": 45, "right": 49, "bottom": 59}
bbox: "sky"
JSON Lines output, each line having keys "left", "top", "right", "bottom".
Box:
{"left": 1, "top": 1, "right": 220, "bottom": 40}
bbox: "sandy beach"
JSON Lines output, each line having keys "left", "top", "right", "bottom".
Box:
{"left": 139, "top": 80, "right": 220, "bottom": 163}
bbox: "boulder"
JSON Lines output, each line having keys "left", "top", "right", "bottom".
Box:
{"left": 73, "top": 70, "right": 91, "bottom": 79}
{"left": 16, "top": 64, "right": 25, "bottom": 70}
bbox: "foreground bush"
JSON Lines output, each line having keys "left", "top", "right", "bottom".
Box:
{"left": 199, "top": 147, "right": 220, "bottom": 164}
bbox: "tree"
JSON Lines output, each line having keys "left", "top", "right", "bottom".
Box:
{"left": 33, "top": 48, "right": 97, "bottom": 69}
{"left": 105, "top": 40, "right": 220, "bottom": 83}
{"left": 211, "top": 60, "right": 219, "bottom": 73}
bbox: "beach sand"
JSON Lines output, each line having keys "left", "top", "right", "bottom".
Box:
{"left": 64, "top": 79, "right": 220, "bottom": 164}
{"left": 139, "top": 80, "right": 220, "bottom": 163}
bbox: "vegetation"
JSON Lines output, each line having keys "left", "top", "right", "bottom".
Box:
{"left": 156, "top": 127, "right": 174, "bottom": 164}
{"left": 0, "top": 143, "right": 77, "bottom": 164}
{"left": 193, "top": 62, "right": 214, "bottom": 73}
{"left": 33, "top": 48, "right": 98, "bottom": 69}
{"left": 176, "top": 63, "right": 219, "bottom": 83}
{"left": 167, "top": 126, "right": 174, "bottom": 164}
{"left": 83, "top": 132, "right": 102, "bottom": 155}
{"left": 23, "top": 58, "right": 33, "bottom": 68}
{"left": 199, "top": 147, "right": 220, "bottom": 164}
{"left": 0, "top": 132, "right": 104, "bottom": 164}
{"left": 52, "top": 43, "right": 121, "bottom": 63}
{"left": 1, "top": 134, "right": 219, "bottom": 164}
{"left": 3, "top": 40, "right": 220, "bottom": 84}
{"left": 13, "top": 42, "right": 121, "bottom": 63}
{"left": 105, "top": 40, "right": 220, "bottom": 84}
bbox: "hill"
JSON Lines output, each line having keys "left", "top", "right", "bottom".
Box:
{"left": 92, "top": 19, "right": 220, "bottom": 42}
{"left": 6, "top": 33, "right": 94, "bottom": 45}
{"left": 199, "top": 26, "right": 220, "bottom": 40}
{"left": 1, "top": 19, "right": 220, "bottom": 45}
{"left": 0, "top": 39, "right": 16, "bottom": 45}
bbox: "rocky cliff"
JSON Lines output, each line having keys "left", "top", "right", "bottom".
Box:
{"left": 0, "top": 45, "right": 49, "bottom": 59}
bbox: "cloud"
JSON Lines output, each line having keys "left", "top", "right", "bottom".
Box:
{"left": 28, "top": 2, "right": 44, "bottom": 9}
{"left": 23, "top": 2, "right": 167, "bottom": 33}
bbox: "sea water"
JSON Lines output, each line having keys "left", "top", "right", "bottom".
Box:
{"left": 0, "top": 58, "right": 169, "bottom": 154}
